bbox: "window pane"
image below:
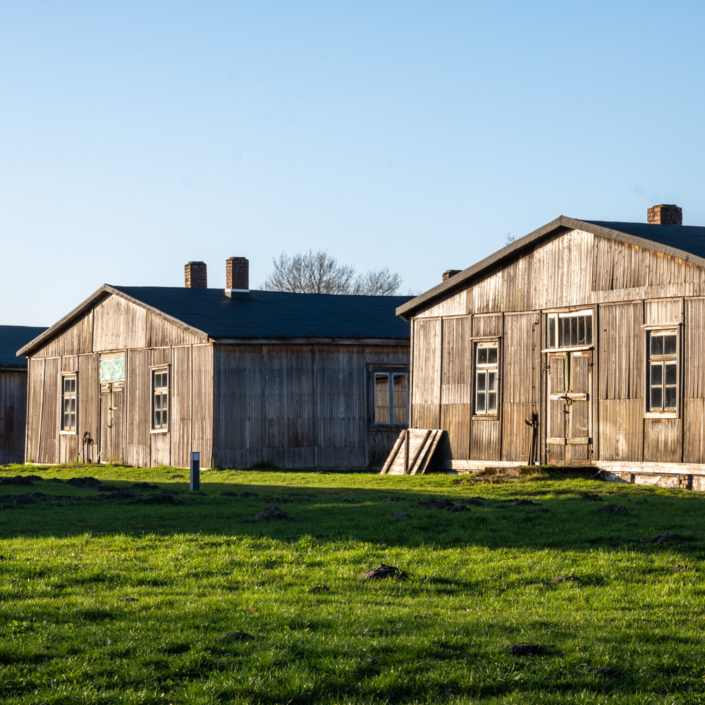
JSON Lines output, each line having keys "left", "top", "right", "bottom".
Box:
{"left": 63, "top": 398, "right": 70, "bottom": 413}
{"left": 651, "top": 363, "right": 662, "bottom": 386}
{"left": 376, "top": 406, "right": 389, "bottom": 423}
{"left": 570, "top": 317, "right": 578, "bottom": 346}
{"left": 477, "top": 392, "right": 486, "bottom": 412}
{"left": 665, "top": 386, "right": 677, "bottom": 409}
{"left": 651, "top": 387, "right": 662, "bottom": 410}
{"left": 487, "top": 347, "right": 497, "bottom": 365}
{"left": 488, "top": 371, "right": 496, "bottom": 390}
{"left": 393, "top": 407, "right": 408, "bottom": 424}
{"left": 651, "top": 335, "right": 663, "bottom": 356}
{"left": 488, "top": 392, "right": 497, "bottom": 412}
{"left": 70, "top": 398, "right": 76, "bottom": 412}
{"left": 477, "top": 372, "right": 486, "bottom": 391}
{"left": 155, "top": 410, "right": 161, "bottom": 427}
{"left": 70, "top": 413, "right": 76, "bottom": 429}
{"left": 585, "top": 315, "right": 593, "bottom": 345}
{"left": 393, "top": 390, "right": 407, "bottom": 407}
{"left": 548, "top": 316, "right": 556, "bottom": 348}
{"left": 578, "top": 316, "right": 586, "bottom": 345}
{"left": 477, "top": 348, "right": 487, "bottom": 365}
{"left": 561, "top": 318, "right": 571, "bottom": 347}
{"left": 665, "top": 363, "right": 677, "bottom": 385}
{"left": 664, "top": 335, "right": 677, "bottom": 355}
{"left": 375, "top": 391, "right": 389, "bottom": 407}
{"left": 393, "top": 374, "right": 407, "bottom": 390}
{"left": 375, "top": 374, "right": 388, "bottom": 390}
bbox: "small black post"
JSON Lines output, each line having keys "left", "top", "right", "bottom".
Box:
{"left": 190, "top": 451, "right": 200, "bottom": 491}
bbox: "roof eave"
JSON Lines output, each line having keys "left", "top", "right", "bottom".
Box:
{"left": 396, "top": 216, "right": 705, "bottom": 319}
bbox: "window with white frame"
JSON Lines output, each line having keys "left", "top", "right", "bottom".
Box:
{"left": 647, "top": 330, "right": 679, "bottom": 414}
{"left": 547, "top": 310, "right": 593, "bottom": 349}
{"left": 61, "top": 375, "right": 77, "bottom": 432}
{"left": 374, "top": 372, "right": 408, "bottom": 425}
{"left": 152, "top": 369, "right": 169, "bottom": 430}
{"left": 475, "top": 342, "right": 499, "bottom": 416}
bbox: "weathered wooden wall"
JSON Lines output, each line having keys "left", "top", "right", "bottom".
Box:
{"left": 212, "top": 343, "right": 409, "bottom": 469}
{"left": 410, "top": 228, "right": 705, "bottom": 468}
{"left": 25, "top": 292, "right": 213, "bottom": 468}
{"left": 0, "top": 369, "right": 28, "bottom": 464}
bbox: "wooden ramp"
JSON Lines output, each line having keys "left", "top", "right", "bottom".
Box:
{"left": 380, "top": 429, "right": 444, "bottom": 475}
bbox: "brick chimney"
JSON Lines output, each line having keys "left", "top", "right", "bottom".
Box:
{"left": 225, "top": 257, "right": 249, "bottom": 297}
{"left": 184, "top": 261, "right": 207, "bottom": 289}
{"left": 648, "top": 204, "right": 682, "bottom": 226}
{"left": 443, "top": 269, "right": 462, "bottom": 282}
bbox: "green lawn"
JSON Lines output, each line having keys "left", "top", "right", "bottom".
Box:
{"left": 0, "top": 464, "right": 704, "bottom": 704}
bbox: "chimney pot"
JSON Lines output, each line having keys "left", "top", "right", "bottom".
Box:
{"left": 443, "top": 269, "right": 462, "bottom": 282}
{"left": 185, "top": 261, "right": 207, "bottom": 289}
{"left": 648, "top": 204, "right": 682, "bottom": 226}
{"left": 226, "top": 257, "right": 249, "bottom": 296}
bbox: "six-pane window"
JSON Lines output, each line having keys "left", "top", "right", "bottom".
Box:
{"left": 61, "top": 375, "right": 77, "bottom": 432}
{"left": 648, "top": 331, "right": 678, "bottom": 413}
{"left": 152, "top": 369, "right": 169, "bottom": 430}
{"left": 374, "top": 372, "right": 408, "bottom": 424}
{"left": 547, "top": 311, "right": 593, "bottom": 349}
{"left": 475, "top": 343, "right": 498, "bottom": 415}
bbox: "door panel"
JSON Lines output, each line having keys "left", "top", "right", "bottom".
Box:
{"left": 100, "top": 384, "right": 125, "bottom": 464}
{"left": 547, "top": 351, "right": 592, "bottom": 465}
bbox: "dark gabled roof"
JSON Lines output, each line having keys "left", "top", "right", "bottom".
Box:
{"left": 397, "top": 216, "right": 705, "bottom": 319}
{"left": 113, "top": 286, "right": 412, "bottom": 340}
{"left": 0, "top": 326, "right": 47, "bottom": 368}
{"left": 18, "top": 286, "right": 411, "bottom": 356}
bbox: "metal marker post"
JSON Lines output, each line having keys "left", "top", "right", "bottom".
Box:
{"left": 190, "top": 451, "right": 200, "bottom": 491}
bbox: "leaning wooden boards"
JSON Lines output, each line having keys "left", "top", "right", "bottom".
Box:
{"left": 380, "top": 429, "right": 444, "bottom": 475}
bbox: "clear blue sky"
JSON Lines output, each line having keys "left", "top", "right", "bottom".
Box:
{"left": 2, "top": 1, "right": 704, "bottom": 326}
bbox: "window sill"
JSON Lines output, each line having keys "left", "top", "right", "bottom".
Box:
{"left": 644, "top": 412, "right": 678, "bottom": 420}
{"left": 472, "top": 415, "right": 499, "bottom": 421}
{"left": 150, "top": 428, "right": 169, "bottom": 434}
{"left": 60, "top": 431, "right": 77, "bottom": 436}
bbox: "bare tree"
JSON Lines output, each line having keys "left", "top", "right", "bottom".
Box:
{"left": 352, "top": 267, "right": 402, "bottom": 296}
{"left": 261, "top": 250, "right": 402, "bottom": 295}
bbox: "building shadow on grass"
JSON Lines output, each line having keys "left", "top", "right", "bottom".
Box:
{"left": 0, "top": 472, "right": 703, "bottom": 556}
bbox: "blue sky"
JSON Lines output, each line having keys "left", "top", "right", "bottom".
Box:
{"left": 2, "top": 1, "right": 704, "bottom": 326}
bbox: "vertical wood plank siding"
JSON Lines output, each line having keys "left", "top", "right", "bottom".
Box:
{"left": 192, "top": 345, "right": 214, "bottom": 470}
{"left": 501, "top": 313, "right": 540, "bottom": 462}
{"left": 440, "top": 316, "right": 472, "bottom": 461}
{"left": 409, "top": 227, "right": 705, "bottom": 469}
{"left": 0, "top": 370, "right": 28, "bottom": 464}
{"left": 126, "top": 350, "right": 150, "bottom": 467}
{"left": 411, "top": 318, "right": 441, "bottom": 430}
{"left": 211, "top": 344, "right": 407, "bottom": 469}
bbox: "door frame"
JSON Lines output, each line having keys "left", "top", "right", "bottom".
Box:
{"left": 545, "top": 349, "right": 593, "bottom": 465}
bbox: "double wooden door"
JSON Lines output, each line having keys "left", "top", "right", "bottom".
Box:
{"left": 546, "top": 350, "right": 592, "bottom": 465}
{"left": 100, "top": 382, "right": 125, "bottom": 464}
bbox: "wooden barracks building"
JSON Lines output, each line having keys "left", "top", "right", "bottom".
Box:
{"left": 0, "top": 326, "right": 46, "bottom": 464}
{"left": 397, "top": 205, "right": 705, "bottom": 488}
{"left": 18, "top": 259, "right": 410, "bottom": 469}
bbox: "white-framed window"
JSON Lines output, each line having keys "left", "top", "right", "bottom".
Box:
{"left": 474, "top": 341, "right": 499, "bottom": 416}
{"left": 152, "top": 368, "right": 169, "bottom": 430}
{"left": 647, "top": 329, "right": 679, "bottom": 415}
{"left": 61, "top": 374, "right": 77, "bottom": 433}
{"left": 374, "top": 372, "right": 408, "bottom": 425}
{"left": 547, "top": 310, "right": 593, "bottom": 349}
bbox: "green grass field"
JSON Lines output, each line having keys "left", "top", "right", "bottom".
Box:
{"left": 0, "top": 464, "right": 704, "bottom": 704}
